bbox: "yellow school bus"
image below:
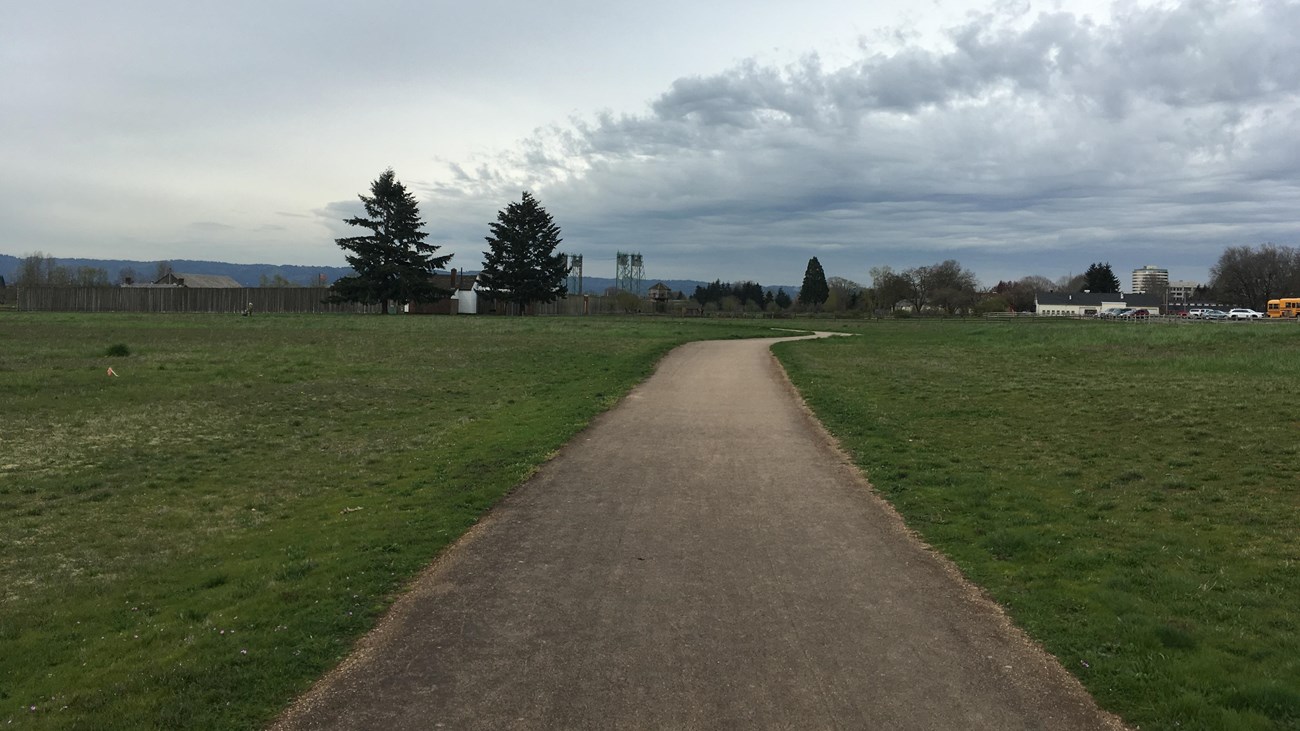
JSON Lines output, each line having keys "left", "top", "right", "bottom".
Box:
{"left": 1266, "top": 298, "right": 1300, "bottom": 317}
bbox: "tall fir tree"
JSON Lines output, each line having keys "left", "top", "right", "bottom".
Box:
{"left": 330, "top": 169, "right": 451, "bottom": 314}
{"left": 1082, "top": 262, "right": 1120, "bottom": 293}
{"left": 798, "top": 257, "right": 830, "bottom": 309}
{"left": 479, "top": 192, "right": 568, "bottom": 313}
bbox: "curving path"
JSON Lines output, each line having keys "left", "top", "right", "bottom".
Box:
{"left": 273, "top": 333, "right": 1127, "bottom": 730}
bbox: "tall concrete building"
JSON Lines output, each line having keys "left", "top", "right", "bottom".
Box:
{"left": 1132, "top": 265, "right": 1169, "bottom": 294}
{"left": 1167, "top": 280, "right": 1200, "bottom": 305}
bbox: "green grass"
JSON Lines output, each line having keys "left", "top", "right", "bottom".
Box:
{"left": 774, "top": 319, "right": 1300, "bottom": 731}
{"left": 0, "top": 312, "right": 774, "bottom": 729}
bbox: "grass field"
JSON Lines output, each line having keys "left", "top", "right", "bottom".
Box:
{"left": 7, "top": 313, "right": 1299, "bottom": 730}
{"left": 0, "top": 313, "right": 771, "bottom": 729}
{"left": 775, "top": 319, "right": 1300, "bottom": 731}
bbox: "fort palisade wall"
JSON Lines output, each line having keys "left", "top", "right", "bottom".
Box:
{"left": 16, "top": 287, "right": 668, "bottom": 316}
{"left": 16, "top": 287, "right": 381, "bottom": 314}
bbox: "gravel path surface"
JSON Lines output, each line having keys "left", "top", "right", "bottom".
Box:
{"left": 273, "top": 333, "right": 1127, "bottom": 730}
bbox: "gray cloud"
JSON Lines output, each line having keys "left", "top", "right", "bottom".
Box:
{"left": 5, "top": 0, "right": 1298, "bottom": 287}
{"left": 418, "top": 0, "right": 1300, "bottom": 285}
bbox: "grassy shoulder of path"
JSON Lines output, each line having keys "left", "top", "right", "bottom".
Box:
{"left": 0, "top": 313, "right": 773, "bottom": 730}
{"left": 775, "top": 319, "right": 1300, "bottom": 731}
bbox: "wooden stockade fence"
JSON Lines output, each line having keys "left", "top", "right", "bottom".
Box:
{"left": 17, "top": 287, "right": 382, "bottom": 314}
{"left": 17, "top": 287, "right": 680, "bottom": 316}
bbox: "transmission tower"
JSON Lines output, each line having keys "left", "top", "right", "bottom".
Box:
{"left": 564, "top": 253, "right": 584, "bottom": 295}
{"left": 615, "top": 251, "right": 644, "bottom": 295}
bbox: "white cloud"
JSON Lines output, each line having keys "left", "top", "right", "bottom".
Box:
{"left": 416, "top": 0, "right": 1300, "bottom": 284}
{"left": 3, "top": 0, "right": 1297, "bottom": 286}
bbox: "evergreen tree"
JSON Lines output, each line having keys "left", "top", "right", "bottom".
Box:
{"left": 737, "top": 281, "right": 765, "bottom": 309}
{"left": 774, "top": 288, "right": 792, "bottom": 309}
{"left": 690, "top": 280, "right": 769, "bottom": 309}
{"left": 798, "top": 257, "right": 830, "bottom": 309}
{"left": 479, "top": 192, "right": 568, "bottom": 313}
{"left": 1082, "top": 262, "right": 1121, "bottom": 293}
{"left": 330, "top": 168, "right": 451, "bottom": 314}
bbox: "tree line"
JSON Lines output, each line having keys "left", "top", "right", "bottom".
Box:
{"left": 691, "top": 280, "right": 791, "bottom": 312}
{"left": 6, "top": 255, "right": 324, "bottom": 289}
{"left": 1208, "top": 244, "right": 1300, "bottom": 307}
{"left": 7, "top": 253, "right": 167, "bottom": 287}
{"left": 710, "top": 248, "right": 1299, "bottom": 313}
{"left": 777, "top": 257, "right": 986, "bottom": 315}
{"left": 784, "top": 250, "right": 1300, "bottom": 314}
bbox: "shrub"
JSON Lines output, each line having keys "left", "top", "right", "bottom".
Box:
{"left": 104, "top": 343, "right": 130, "bottom": 357}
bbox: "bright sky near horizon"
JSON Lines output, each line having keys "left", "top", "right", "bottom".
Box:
{"left": 4, "top": 0, "right": 1298, "bottom": 287}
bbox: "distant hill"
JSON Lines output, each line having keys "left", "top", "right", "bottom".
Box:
{"left": 0, "top": 254, "right": 798, "bottom": 293}
{"left": 0, "top": 254, "right": 352, "bottom": 287}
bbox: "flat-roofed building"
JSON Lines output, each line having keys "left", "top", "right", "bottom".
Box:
{"left": 1132, "top": 265, "right": 1169, "bottom": 294}
{"left": 1167, "top": 279, "right": 1200, "bottom": 304}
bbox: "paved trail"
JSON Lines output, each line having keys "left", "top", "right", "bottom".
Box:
{"left": 274, "top": 334, "right": 1126, "bottom": 730}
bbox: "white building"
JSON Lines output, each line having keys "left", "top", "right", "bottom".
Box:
{"left": 1035, "top": 291, "right": 1163, "bottom": 316}
{"left": 1132, "top": 265, "right": 1169, "bottom": 294}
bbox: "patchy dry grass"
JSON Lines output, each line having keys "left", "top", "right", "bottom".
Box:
{"left": 0, "top": 312, "right": 772, "bottom": 729}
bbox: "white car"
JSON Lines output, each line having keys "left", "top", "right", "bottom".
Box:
{"left": 1227, "top": 308, "right": 1265, "bottom": 319}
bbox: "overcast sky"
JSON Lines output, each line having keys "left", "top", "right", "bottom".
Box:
{"left": 5, "top": 0, "right": 1298, "bottom": 286}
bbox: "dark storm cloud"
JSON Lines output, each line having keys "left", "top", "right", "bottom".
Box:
{"left": 425, "top": 0, "right": 1300, "bottom": 284}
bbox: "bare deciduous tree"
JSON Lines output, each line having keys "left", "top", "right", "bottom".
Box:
{"left": 1210, "top": 244, "right": 1300, "bottom": 307}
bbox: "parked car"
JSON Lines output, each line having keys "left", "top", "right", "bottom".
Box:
{"left": 1117, "top": 308, "right": 1150, "bottom": 319}
{"left": 1098, "top": 307, "right": 1131, "bottom": 319}
{"left": 1198, "top": 309, "right": 1228, "bottom": 320}
{"left": 1227, "top": 308, "right": 1265, "bottom": 320}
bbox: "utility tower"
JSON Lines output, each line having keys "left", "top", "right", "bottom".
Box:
{"left": 565, "top": 253, "right": 584, "bottom": 295}
{"left": 615, "top": 251, "right": 644, "bottom": 295}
